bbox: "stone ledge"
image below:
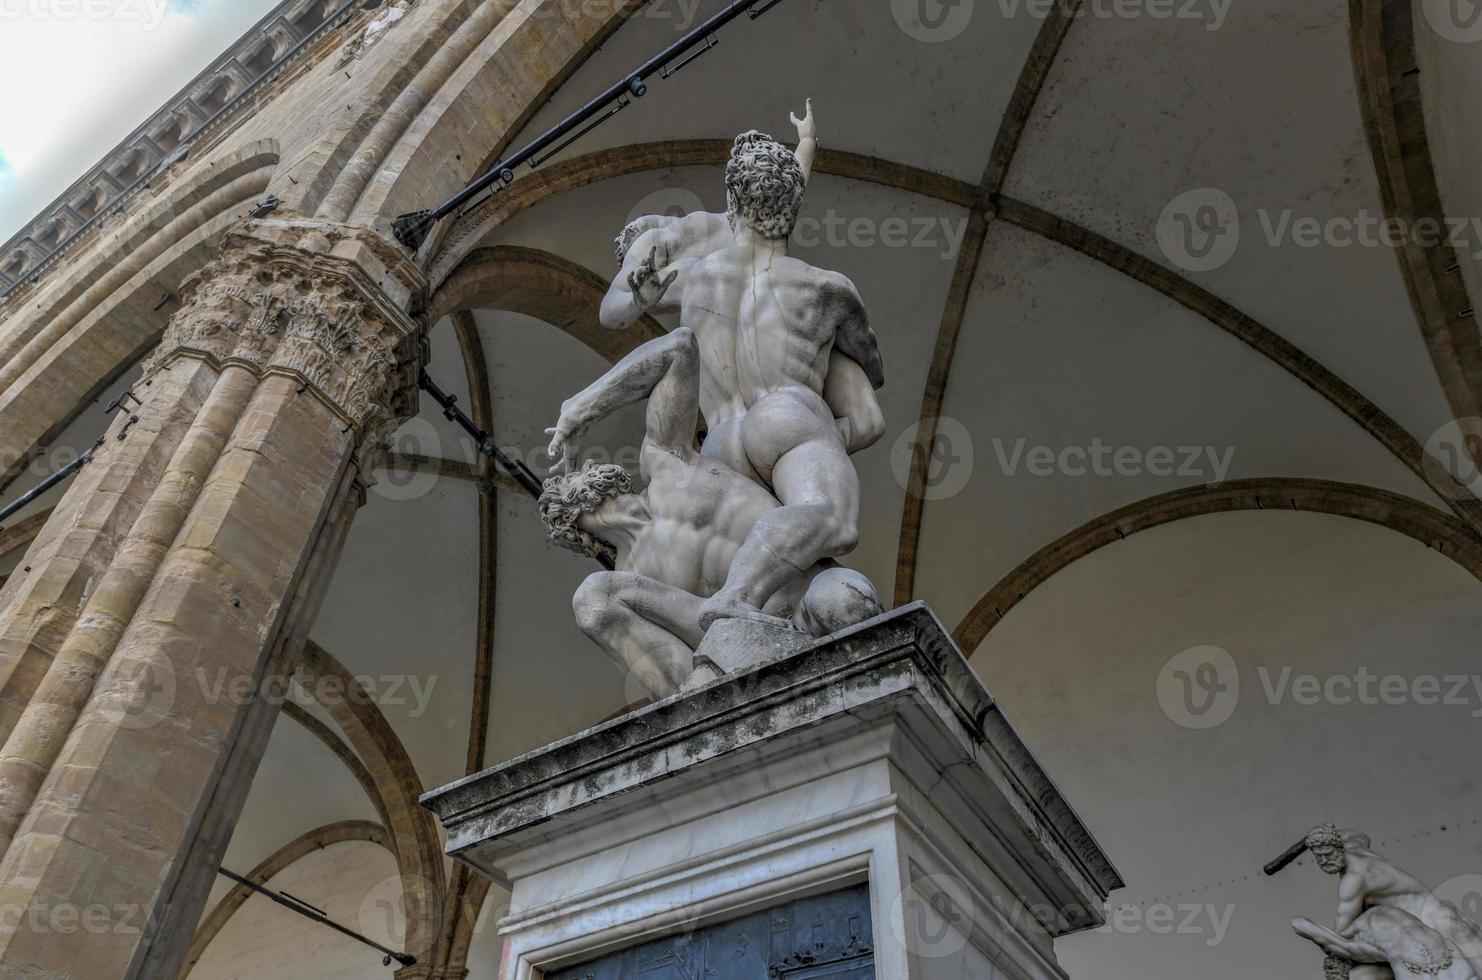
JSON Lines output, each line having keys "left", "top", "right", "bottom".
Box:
{"left": 422, "top": 602, "right": 1123, "bottom": 934}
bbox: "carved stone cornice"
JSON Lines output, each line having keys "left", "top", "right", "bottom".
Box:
{"left": 144, "top": 218, "right": 426, "bottom": 452}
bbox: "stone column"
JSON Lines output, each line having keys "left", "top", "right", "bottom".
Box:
{"left": 0, "top": 218, "right": 424, "bottom": 979}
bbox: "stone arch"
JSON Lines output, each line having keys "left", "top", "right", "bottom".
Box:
{"left": 0, "top": 253, "right": 27, "bottom": 283}
{"left": 952, "top": 479, "right": 1482, "bottom": 659}
{"left": 154, "top": 115, "right": 189, "bottom": 153}
{"left": 32, "top": 222, "right": 62, "bottom": 252}
{"left": 424, "top": 139, "right": 977, "bottom": 289}
{"left": 240, "top": 38, "right": 277, "bottom": 79}
{"left": 426, "top": 245, "right": 662, "bottom": 362}
{"left": 418, "top": 139, "right": 1482, "bottom": 541}
{"left": 195, "top": 76, "right": 237, "bottom": 118}
{"left": 289, "top": 0, "right": 334, "bottom": 35}
{"left": 295, "top": 642, "right": 445, "bottom": 972}
{"left": 1350, "top": 0, "right": 1482, "bottom": 431}
{"left": 112, "top": 147, "right": 150, "bottom": 185}
{"left": 180, "top": 821, "right": 392, "bottom": 978}
{"left": 320, "top": 0, "right": 641, "bottom": 229}
{"left": 0, "top": 140, "right": 281, "bottom": 493}
{"left": 72, "top": 186, "right": 104, "bottom": 222}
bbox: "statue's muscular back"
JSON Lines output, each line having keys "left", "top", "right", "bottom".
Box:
{"left": 629, "top": 452, "right": 811, "bottom": 616}
{"left": 681, "top": 243, "right": 859, "bottom": 477}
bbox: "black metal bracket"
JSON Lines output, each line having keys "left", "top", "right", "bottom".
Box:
{"left": 455, "top": 168, "right": 517, "bottom": 220}
{"left": 247, "top": 196, "right": 282, "bottom": 219}
{"left": 104, "top": 390, "right": 141, "bottom": 415}
{"left": 419, "top": 370, "right": 543, "bottom": 496}
{"left": 661, "top": 35, "right": 718, "bottom": 79}
{"left": 418, "top": 370, "right": 615, "bottom": 570}
{"left": 528, "top": 97, "right": 631, "bottom": 170}
{"left": 391, "top": 0, "right": 792, "bottom": 251}
{"left": 0, "top": 441, "right": 99, "bottom": 532}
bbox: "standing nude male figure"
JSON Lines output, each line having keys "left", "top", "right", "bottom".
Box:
{"left": 603, "top": 103, "right": 884, "bottom": 457}
{"left": 581, "top": 104, "right": 887, "bottom": 629}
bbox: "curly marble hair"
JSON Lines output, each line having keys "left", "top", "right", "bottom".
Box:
{"left": 614, "top": 220, "right": 647, "bottom": 267}
{"left": 1306, "top": 823, "right": 1345, "bottom": 852}
{"left": 725, "top": 131, "right": 806, "bottom": 240}
{"left": 538, "top": 462, "right": 635, "bottom": 562}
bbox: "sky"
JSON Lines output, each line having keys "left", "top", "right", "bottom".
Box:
{"left": 0, "top": 0, "right": 283, "bottom": 244}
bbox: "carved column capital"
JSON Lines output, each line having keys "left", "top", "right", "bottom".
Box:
{"left": 144, "top": 218, "right": 426, "bottom": 453}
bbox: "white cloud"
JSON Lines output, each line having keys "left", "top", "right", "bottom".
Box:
{"left": 0, "top": 0, "right": 282, "bottom": 243}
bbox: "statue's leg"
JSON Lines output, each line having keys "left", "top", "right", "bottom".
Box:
{"left": 699, "top": 392, "right": 860, "bottom": 630}
{"left": 573, "top": 572, "right": 706, "bottom": 698}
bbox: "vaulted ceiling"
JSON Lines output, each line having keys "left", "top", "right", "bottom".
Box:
{"left": 3, "top": 1, "right": 1481, "bottom": 976}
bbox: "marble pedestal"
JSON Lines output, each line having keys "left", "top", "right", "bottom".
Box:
{"left": 422, "top": 603, "right": 1123, "bottom": 979}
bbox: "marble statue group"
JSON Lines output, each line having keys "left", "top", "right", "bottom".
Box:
{"left": 1292, "top": 823, "right": 1482, "bottom": 979}
{"left": 538, "top": 101, "right": 888, "bottom": 698}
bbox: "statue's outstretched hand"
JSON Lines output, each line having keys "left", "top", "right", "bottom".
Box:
{"left": 790, "top": 98, "right": 816, "bottom": 143}
{"left": 628, "top": 246, "right": 678, "bottom": 310}
{"left": 545, "top": 409, "right": 586, "bottom": 474}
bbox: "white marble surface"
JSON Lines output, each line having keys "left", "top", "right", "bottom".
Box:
{"left": 422, "top": 604, "right": 1121, "bottom": 980}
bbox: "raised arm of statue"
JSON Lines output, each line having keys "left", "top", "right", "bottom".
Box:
{"left": 546, "top": 328, "right": 702, "bottom": 476}
{"left": 1335, "top": 870, "right": 1367, "bottom": 935}
{"left": 602, "top": 104, "right": 818, "bottom": 335}
{"left": 601, "top": 237, "right": 682, "bottom": 332}
{"left": 791, "top": 98, "right": 817, "bottom": 183}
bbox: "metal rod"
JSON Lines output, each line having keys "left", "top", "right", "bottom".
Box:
{"left": 419, "top": 370, "right": 541, "bottom": 496}
{"left": 0, "top": 446, "right": 95, "bottom": 532}
{"left": 393, "top": 0, "right": 789, "bottom": 249}
{"left": 1264, "top": 836, "right": 1309, "bottom": 876}
{"left": 418, "top": 371, "right": 615, "bottom": 570}
{"left": 218, "top": 868, "right": 416, "bottom": 967}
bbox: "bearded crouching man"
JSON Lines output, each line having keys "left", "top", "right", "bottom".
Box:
{"left": 592, "top": 110, "right": 887, "bottom": 631}
{"left": 540, "top": 327, "right": 882, "bottom": 700}
{"left": 1291, "top": 823, "right": 1482, "bottom": 979}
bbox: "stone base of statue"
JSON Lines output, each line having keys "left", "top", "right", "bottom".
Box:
{"left": 421, "top": 603, "right": 1123, "bottom": 979}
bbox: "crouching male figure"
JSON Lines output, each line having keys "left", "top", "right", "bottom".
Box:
{"left": 540, "top": 327, "right": 882, "bottom": 700}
